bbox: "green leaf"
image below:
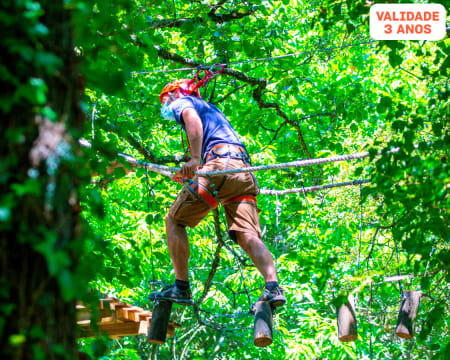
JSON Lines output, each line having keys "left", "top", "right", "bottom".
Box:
{"left": 181, "top": 19, "right": 194, "bottom": 33}
{"left": 377, "top": 96, "right": 392, "bottom": 113}
{"left": 113, "top": 167, "right": 126, "bottom": 178}
{"left": 392, "top": 120, "right": 405, "bottom": 131}
{"left": 9, "top": 334, "right": 26, "bottom": 346}
{"left": 136, "top": 168, "right": 146, "bottom": 178}
{"left": 388, "top": 51, "right": 403, "bottom": 68}
{"left": 145, "top": 214, "right": 153, "bottom": 225}
{"left": 11, "top": 179, "right": 41, "bottom": 197}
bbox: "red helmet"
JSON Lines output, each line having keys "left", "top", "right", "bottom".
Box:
{"left": 159, "top": 79, "right": 200, "bottom": 102}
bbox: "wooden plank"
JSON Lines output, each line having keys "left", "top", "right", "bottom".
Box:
{"left": 138, "top": 311, "right": 152, "bottom": 321}
{"left": 114, "top": 304, "right": 130, "bottom": 321}
{"left": 76, "top": 311, "right": 92, "bottom": 322}
{"left": 77, "top": 307, "right": 113, "bottom": 323}
{"left": 79, "top": 321, "right": 141, "bottom": 338}
{"left": 78, "top": 319, "right": 176, "bottom": 339}
{"left": 138, "top": 320, "right": 149, "bottom": 335}
{"left": 99, "top": 316, "right": 117, "bottom": 324}
{"left": 122, "top": 307, "right": 143, "bottom": 322}
{"left": 76, "top": 296, "right": 181, "bottom": 339}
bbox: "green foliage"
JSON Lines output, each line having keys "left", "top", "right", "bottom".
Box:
{"left": 4, "top": 0, "right": 448, "bottom": 359}
{"left": 77, "top": 0, "right": 448, "bottom": 355}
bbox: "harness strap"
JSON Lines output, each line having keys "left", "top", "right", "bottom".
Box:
{"left": 224, "top": 194, "right": 257, "bottom": 206}
{"left": 205, "top": 146, "right": 251, "bottom": 164}
{"left": 188, "top": 180, "right": 219, "bottom": 208}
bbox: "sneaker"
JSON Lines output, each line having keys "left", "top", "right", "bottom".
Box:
{"left": 258, "top": 286, "right": 286, "bottom": 308}
{"left": 148, "top": 284, "right": 193, "bottom": 305}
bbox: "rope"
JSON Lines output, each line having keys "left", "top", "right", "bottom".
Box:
{"left": 297, "top": 171, "right": 321, "bottom": 249}
{"left": 196, "top": 151, "right": 374, "bottom": 176}
{"left": 144, "top": 171, "right": 157, "bottom": 291}
{"left": 132, "top": 40, "right": 378, "bottom": 75}
{"left": 79, "top": 138, "right": 398, "bottom": 178}
{"left": 358, "top": 183, "right": 363, "bottom": 270}
{"left": 394, "top": 238, "right": 404, "bottom": 296}
{"left": 274, "top": 194, "right": 281, "bottom": 269}
{"left": 259, "top": 179, "right": 370, "bottom": 195}
{"left": 143, "top": 151, "right": 372, "bottom": 176}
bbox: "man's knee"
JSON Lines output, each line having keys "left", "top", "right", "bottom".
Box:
{"left": 165, "top": 212, "right": 186, "bottom": 230}
{"left": 235, "top": 231, "right": 261, "bottom": 250}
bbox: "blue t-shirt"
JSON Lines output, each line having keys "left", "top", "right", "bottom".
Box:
{"left": 171, "top": 96, "right": 244, "bottom": 159}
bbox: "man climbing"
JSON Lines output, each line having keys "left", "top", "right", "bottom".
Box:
{"left": 150, "top": 79, "right": 285, "bottom": 309}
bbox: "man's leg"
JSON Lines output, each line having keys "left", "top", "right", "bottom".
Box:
{"left": 235, "top": 232, "right": 278, "bottom": 282}
{"left": 165, "top": 213, "right": 190, "bottom": 281}
{"left": 148, "top": 213, "right": 193, "bottom": 305}
{"left": 235, "top": 231, "right": 286, "bottom": 307}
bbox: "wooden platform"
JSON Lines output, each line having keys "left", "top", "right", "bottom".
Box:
{"left": 77, "top": 296, "right": 180, "bottom": 339}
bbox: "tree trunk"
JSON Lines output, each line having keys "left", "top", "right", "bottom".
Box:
{"left": 395, "top": 290, "right": 422, "bottom": 339}
{"left": 147, "top": 300, "right": 173, "bottom": 344}
{"left": 337, "top": 294, "right": 358, "bottom": 342}
{"left": 253, "top": 301, "right": 273, "bottom": 347}
{"left": 0, "top": 1, "right": 86, "bottom": 359}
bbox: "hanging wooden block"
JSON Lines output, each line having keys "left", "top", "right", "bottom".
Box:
{"left": 147, "top": 300, "right": 173, "bottom": 344}
{"left": 337, "top": 294, "right": 358, "bottom": 342}
{"left": 395, "top": 290, "right": 422, "bottom": 339}
{"left": 253, "top": 301, "right": 273, "bottom": 347}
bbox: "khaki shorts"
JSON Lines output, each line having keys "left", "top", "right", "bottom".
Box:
{"left": 168, "top": 158, "right": 261, "bottom": 241}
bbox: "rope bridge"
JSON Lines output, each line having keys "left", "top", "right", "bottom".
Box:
{"left": 80, "top": 139, "right": 388, "bottom": 194}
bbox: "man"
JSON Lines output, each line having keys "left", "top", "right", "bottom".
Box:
{"left": 151, "top": 79, "right": 285, "bottom": 308}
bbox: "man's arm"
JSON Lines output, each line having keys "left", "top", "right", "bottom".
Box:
{"left": 180, "top": 107, "right": 203, "bottom": 177}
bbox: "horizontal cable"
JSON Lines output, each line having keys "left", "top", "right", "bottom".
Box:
{"left": 80, "top": 139, "right": 399, "bottom": 196}
{"left": 196, "top": 151, "right": 373, "bottom": 176}
{"left": 80, "top": 138, "right": 380, "bottom": 176}
{"left": 259, "top": 179, "right": 370, "bottom": 195}
{"left": 132, "top": 40, "right": 378, "bottom": 75}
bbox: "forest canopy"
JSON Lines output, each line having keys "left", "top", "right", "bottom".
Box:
{"left": 1, "top": 1, "right": 448, "bottom": 359}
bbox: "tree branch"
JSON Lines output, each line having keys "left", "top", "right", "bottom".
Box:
{"left": 212, "top": 84, "right": 247, "bottom": 104}
{"left": 102, "top": 122, "right": 184, "bottom": 165}
{"left": 147, "top": 4, "right": 258, "bottom": 29}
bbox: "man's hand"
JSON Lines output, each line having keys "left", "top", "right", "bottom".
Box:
{"left": 180, "top": 157, "right": 201, "bottom": 177}
{"left": 172, "top": 172, "right": 184, "bottom": 184}
{"left": 171, "top": 157, "right": 201, "bottom": 184}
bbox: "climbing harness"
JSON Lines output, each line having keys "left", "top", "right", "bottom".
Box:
{"left": 190, "top": 64, "right": 225, "bottom": 98}
{"left": 184, "top": 143, "right": 256, "bottom": 210}
{"left": 223, "top": 194, "right": 257, "bottom": 206}
{"left": 204, "top": 144, "right": 251, "bottom": 164}
{"left": 188, "top": 179, "right": 220, "bottom": 209}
